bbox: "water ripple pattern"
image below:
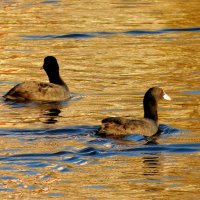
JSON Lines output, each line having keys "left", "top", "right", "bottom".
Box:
{"left": 1, "top": 0, "right": 200, "bottom": 198}
{"left": 22, "top": 27, "right": 200, "bottom": 40}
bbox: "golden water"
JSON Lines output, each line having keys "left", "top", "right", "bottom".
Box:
{"left": 0, "top": 0, "right": 200, "bottom": 199}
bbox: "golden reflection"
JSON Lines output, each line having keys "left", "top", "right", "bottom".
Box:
{"left": 0, "top": 134, "right": 200, "bottom": 198}
{"left": 0, "top": 0, "right": 200, "bottom": 198}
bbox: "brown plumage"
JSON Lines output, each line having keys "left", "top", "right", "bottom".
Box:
{"left": 3, "top": 56, "right": 70, "bottom": 102}
{"left": 97, "top": 87, "right": 171, "bottom": 138}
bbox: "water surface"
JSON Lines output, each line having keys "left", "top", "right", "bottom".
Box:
{"left": 0, "top": 0, "right": 200, "bottom": 199}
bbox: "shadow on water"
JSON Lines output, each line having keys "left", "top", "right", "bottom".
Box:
{"left": 22, "top": 27, "right": 200, "bottom": 40}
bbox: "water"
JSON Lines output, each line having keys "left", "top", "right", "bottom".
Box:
{"left": 0, "top": 0, "right": 200, "bottom": 199}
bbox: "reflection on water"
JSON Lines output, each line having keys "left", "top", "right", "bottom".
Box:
{"left": 44, "top": 108, "right": 61, "bottom": 124}
{"left": 0, "top": 0, "right": 200, "bottom": 199}
{"left": 142, "top": 155, "right": 160, "bottom": 176}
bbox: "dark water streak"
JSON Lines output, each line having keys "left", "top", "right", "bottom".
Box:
{"left": 22, "top": 27, "right": 200, "bottom": 40}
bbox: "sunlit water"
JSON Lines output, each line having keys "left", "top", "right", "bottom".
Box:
{"left": 0, "top": 0, "right": 200, "bottom": 199}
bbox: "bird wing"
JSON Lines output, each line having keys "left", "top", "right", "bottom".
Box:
{"left": 4, "top": 81, "right": 70, "bottom": 101}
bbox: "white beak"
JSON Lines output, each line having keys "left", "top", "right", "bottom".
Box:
{"left": 163, "top": 92, "right": 171, "bottom": 100}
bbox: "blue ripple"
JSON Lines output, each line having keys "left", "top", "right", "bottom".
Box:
{"left": 22, "top": 27, "right": 200, "bottom": 40}
{"left": 18, "top": 170, "right": 40, "bottom": 175}
{"left": 182, "top": 90, "right": 200, "bottom": 95}
{"left": 0, "top": 176, "right": 19, "bottom": 180}
{"left": 48, "top": 193, "right": 64, "bottom": 197}
{"left": 0, "top": 125, "right": 98, "bottom": 137}
{"left": 77, "top": 147, "right": 97, "bottom": 156}
{"left": 9, "top": 151, "right": 71, "bottom": 158}
{"left": 119, "top": 142, "right": 200, "bottom": 156}
{"left": 159, "top": 124, "right": 184, "bottom": 134}
{"left": 125, "top": 27, "right": 200, "bottom": 35}
{"left": 0, "top": 188, "right": 15, "bottom": 192}
{"left": 82, "top": 185, "right": 107, "bottom": 189}
{"left": 41, "top": 0, "right": 59, "bottom": 4}
{"left": 23, "top": 33, "right": 94, "bottom": 40}
{"left": 62, "top": 156, "right": 88, "bottom": 165}
{"left": 25, "top": 161, "right": 50, "bottom": 168}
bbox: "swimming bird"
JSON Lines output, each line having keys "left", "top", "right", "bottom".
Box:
{"left": 97, "top": 87, "right": 171, "bottom": 138}
{"left": 3, "top": 56, "right": 70, "bottom": 102}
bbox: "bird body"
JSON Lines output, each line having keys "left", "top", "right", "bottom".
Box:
{"left": 3, "top": 56, "right": 70, "bottom": 102}
{"left": 4, "top": 81, "right": 70, "bottom": 102}
{"left": 99, "top": 117, "right": 157, "bottom": 137}
{"left": 97, "top": 87, "right": 171, "bottom": 138}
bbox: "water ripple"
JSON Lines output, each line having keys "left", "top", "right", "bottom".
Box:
{"left": 41, "top": 0, "right": 60, "bottom": 4}
{"left": 23, "top": 33, "right": 95, "bottom": 40}
{"left": 119, "top": 143, "right": 200, "bottom": 155}
{"left": 125, "top": 27, "right": 200, "bottom": 35}
{"left": 0, "top": 123, "right": 198, "bottom": 182}
{"left": 22, "top": 27, "right": 200, "bottom": 40}
{"left": 0, "top": 125, "right": 98, "bottom": 138}
{"left": 1, "top": 141, "right": 200, "bottom": 166}
{"left": 182, "top": 90, "right": 200, "bottom": 95}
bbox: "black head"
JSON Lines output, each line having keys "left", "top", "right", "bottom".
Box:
{"left": 143, "top": 87, "right": 171, "bottom": 122}
{"left": 43, "top": 56, "right": 59, "bottom": 75}
{"left": 42, "top": 56, "right": 65, "bottom": 85}
{"left": 144, "top": 87, "right": 171, "bottom": 102}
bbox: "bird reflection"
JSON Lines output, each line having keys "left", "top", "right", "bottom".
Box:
{"left": 142, "top": 154, "right": 163, "bottom": 193}
{"left": 43, "top": 107, "right": 61, "bottom": 124}
{"left": 142, "top": 155, "right": 160, "bottom": 176}
{"left": 3, "top": 99, "right": 65, "bottom": 126}
{"left": 143, "top": 131, "right": 162, "bottom": 176}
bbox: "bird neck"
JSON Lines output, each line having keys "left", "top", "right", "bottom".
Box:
{"left": 143, "top": 96, "right": 158, "bottom": 123}
{"left": 48, "top": 72, "right": 66, "bottom": 86}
